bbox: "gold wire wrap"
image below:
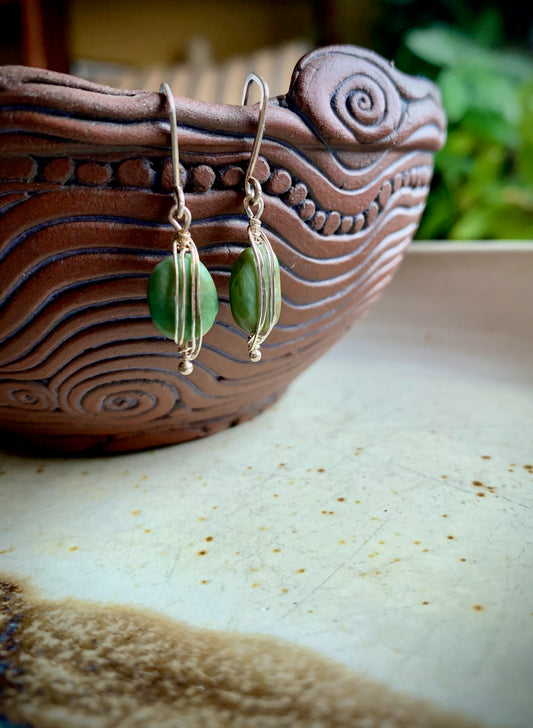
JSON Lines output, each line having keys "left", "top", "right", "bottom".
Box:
{"left": 245, "top": 216, "right": 277, "bottom": 362}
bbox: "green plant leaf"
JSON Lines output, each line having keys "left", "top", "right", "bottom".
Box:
{"left": 405, "top": 24, "right": 533, "bottom": 80}
{"left": 405, "top": 25, "right": 479, "bottom": 68}
{"left": 519, "top": 79, "right": 533, "bottom": 185}
{"left": 462, "top": 110, "right": 518, "bottom": 148}
{"left": 438, "top": 68, "right": 470, "bottom": 122}
{"left": 472, "top": 7, "right": 504, "bottom": 47}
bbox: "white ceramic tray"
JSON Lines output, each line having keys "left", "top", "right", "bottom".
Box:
{"left": 1, "top": 243, "right": 532, "bottom": 727}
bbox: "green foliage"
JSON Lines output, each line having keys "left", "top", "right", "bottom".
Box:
{"left": 404, "top": 16, "right": 533, "bottom": 240}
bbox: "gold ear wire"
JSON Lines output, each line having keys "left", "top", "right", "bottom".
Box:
{"left": 241, "top": 73, "right": 269, "bottom": 217}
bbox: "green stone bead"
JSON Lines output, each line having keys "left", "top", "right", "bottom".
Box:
{"left": 229, "top": 246, "right": 281, "bottom": 335}
{"left": 147, "top": 254, "right": 218, "bottom": 341}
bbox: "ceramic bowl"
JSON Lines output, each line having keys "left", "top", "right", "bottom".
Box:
{"left": 0, "top": 46, "right": 445, "bottom": 452}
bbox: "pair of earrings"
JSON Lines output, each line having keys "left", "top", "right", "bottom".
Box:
{"left": 148, "top": 75, "right": 281, "bottom": 376}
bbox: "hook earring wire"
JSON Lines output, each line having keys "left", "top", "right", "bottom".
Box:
{"left": 241, "top": 73, "right": 269, "bottom": 220}
{"left": 159, "top": 82, "right": 201, "bottom": 374}
{"left": 160, "top": 82, "right": 191, "bottom": 235}
{"left": 236, "top": 73, "right": 279, "bottom": 362}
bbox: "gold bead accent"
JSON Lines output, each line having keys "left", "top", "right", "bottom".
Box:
{"left": 179, "top": 359, "right": 193, "bottom": 375}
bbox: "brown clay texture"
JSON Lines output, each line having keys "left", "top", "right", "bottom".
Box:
{"left": 0, "top": 46, "right": 446, "bottom": 453}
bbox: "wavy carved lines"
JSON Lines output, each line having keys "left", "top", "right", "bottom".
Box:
{"left": 0, "top": 165, "right": 433, "bottom": 438}
{"left": 0, "top": 183, "right": 425, "bottom": 383}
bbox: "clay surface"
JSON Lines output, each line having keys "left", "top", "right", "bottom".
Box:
{"left": 0, "top": 46, "right": 445, "bottom": 452}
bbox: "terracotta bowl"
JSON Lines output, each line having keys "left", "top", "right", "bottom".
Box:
{"left": 0, "top": 46, "right": 445, "bottom": 453}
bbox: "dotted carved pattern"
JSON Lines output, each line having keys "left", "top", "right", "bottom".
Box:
{"left": 0, "top": 154, "right": 433, "bottom": 238}
{"left": 0, "top": 46, "right": 445, "bottom": 452}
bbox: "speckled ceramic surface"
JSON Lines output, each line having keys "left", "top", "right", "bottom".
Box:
{"left": 1, "top": 245, "right": 532, "bottom": 727}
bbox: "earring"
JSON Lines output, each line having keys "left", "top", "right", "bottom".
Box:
{"left": 148, "top": 83, "right": 218, "bottom": 376}
{"left": 230, "top": 73, "right": 281, "bottom": 362}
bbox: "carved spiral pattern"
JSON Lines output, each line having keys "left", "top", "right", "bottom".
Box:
{"left": 0, "top": 382, "right": 57, "bottom": 412}
{"left": 332, "top": 70, "right": 402, "bottom": 144}
{"left": 288, "top": 46, "right": 445, "bottom": 152}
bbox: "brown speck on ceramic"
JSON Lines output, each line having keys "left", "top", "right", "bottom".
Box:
{"left": 197, "top": 550, "right": 208, "bottom": 556}
{"left": 413, "top": 541, "right": 421, "bottom": 545}
{"left": 296, "top": 568, "right": 306, "bottom": 574}
{"left": 281, "top": 588, "right": 289, "bottom": 593}
{"left": 337, "top": 497, "right": 345, "bottom": 502}
{"left": 278, "top": 463, "right": 286, "bottom": 468}
{"left": 200, "top": 580, "right": 209, "bottom": 584}
{"left": 441, "top": 475, "right": 448, "bottom": 479}
{"left": 130, "top": 510, "right": 141, "bottom": 516}
{"left": 35, "top": 467, "right": 44, "bottom": 474}
{"left": 273, "top": 548, "right": 281, "bottom": 553}
{"left": 460, "top": 558, "right": 467, "bottom": 562}
{"left": 441, "top": 514, "right": 449, "bottom": 518}
{"left": 251, "top": 583, "right": 260, "bottom": 588}
{"left": 0, "top": 548, "right": 14, "bottom": 555}
{"left": 473, "top": 605, "right": 484, "bottom": 612}
{"left": 422, "top": 549, "right": 430, "bottom": 553}
{"left": 339, "top": 540, "right": 346, "bottom": 545}
{"left": 205, "top": 536, "right": 214, "bottom": 542}
{"left": 144, "top": 529, "right": 151, "bottom": 534}
{"left": 69, "top": 546, "right": 79, "bottom": 552}
{"left": 472, "top": 481, "right": 483, "bottom": 487}
{"left": 421, "top": 601, "right": 429, "bottom": 605}
{"left": 476, "top": 492, "right": 486, "bottom": 498}
{"left": 481, "top": 455, "right": 491, "bottom": 460}
{"left": 82, "top": 471, "right": 88, "bottom": 476}
{"left": 447, "top": 535, "right": 455, "bottom": 540}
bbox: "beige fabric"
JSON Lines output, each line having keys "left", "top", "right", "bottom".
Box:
{"left": 0, "top": 576, "right": 484, "bottom": 728}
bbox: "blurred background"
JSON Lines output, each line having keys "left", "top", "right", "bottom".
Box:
{"left": 0, "top": 0, "right": 531, "bottom": 240}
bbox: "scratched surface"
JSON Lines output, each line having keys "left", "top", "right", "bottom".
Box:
{"left": 1, "top": 244, "right": 532, "bottom": 728}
